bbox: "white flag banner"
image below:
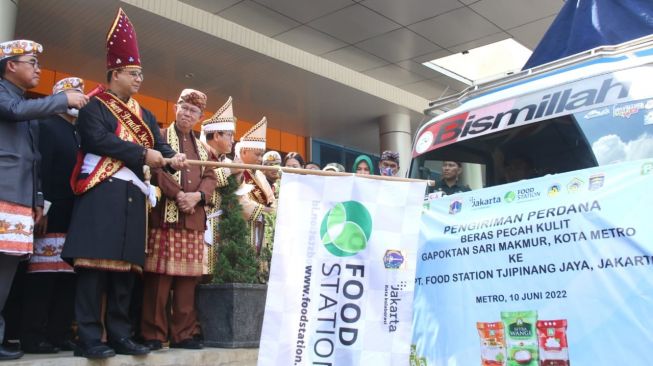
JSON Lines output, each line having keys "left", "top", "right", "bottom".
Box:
{"left": 411, "top": 159, "right": 653, "bottom": 365}
{"left": 258, "top": 173, "right": 426, "bottom": 366}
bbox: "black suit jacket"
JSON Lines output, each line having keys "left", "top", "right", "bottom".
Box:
{"left": 62, "top": 96, "right": 175, "bottom": 265}
{"left": 38, "top": 115, "right": 80, "bottom": 233}
{"left": 0, "top": 78, "right": 68, "bottom": 208}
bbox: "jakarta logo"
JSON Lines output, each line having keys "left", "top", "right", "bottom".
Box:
{"left": 320, "top": 201, "right": 373, "bottom": 257}
{"left": 383, "top": 250, "right": 405, "bottom": 269}
{"left": 449, "top": 199, "right": 463, "bottom": 215}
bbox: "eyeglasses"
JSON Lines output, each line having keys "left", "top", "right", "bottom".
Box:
{"left": 12, "top": 59, "right": 40, "bottom": 69}
{"left": 178, "top": 104, "right": 202, "bottom": 116}
{"left": 120, "top": 70, "right": 144, "bottom": 80}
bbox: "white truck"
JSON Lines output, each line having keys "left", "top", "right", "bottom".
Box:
{"left": 409, "top": 34, "right": 653, "bottom": 366}
{"left": 409, "top": 34, "right": 653, "bottom": 189}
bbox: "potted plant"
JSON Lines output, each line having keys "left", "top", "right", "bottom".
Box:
{"left": 196, "top": 176, "right": 272, "bottom": 348}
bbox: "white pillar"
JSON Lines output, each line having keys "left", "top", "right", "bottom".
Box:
{"left": 0, "top": 0, "right": 18, "bottom": 42}
{"left": 460, "top": 162, "right": 484, "bottom": 190}
{"left": 378, "top": 113, "right": 412, "bottom": 177}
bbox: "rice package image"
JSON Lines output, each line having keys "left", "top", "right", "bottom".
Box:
{"left": 536, "top": 320, "right": 570, "bottom": 366}
{"left": 477, "top": 322, "right": 506, "bottom": 366}
{"left": 501, "top": 311, "right": 538, "bottom": 366}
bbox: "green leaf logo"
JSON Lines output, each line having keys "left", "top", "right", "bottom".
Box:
{"left": 504, "top": 191, "right": 516, "bottom": 203}
{"left": 320, "top": 201, "right": 373, "bottom": 257}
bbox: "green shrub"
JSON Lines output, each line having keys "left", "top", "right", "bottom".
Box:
{"left": 212, "top": 176, "right": 270, "bottom": 284}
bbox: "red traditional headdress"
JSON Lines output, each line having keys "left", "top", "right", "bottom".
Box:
{"left": 106, "top": 8, "right": 141, "bottom": 70}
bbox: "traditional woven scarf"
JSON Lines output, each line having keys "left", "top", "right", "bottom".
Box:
{"left": 71, "top": 93, "right": 154, "bottom": 194}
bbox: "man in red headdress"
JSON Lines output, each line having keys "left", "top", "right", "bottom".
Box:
{"left": 62, "top": 8, "right": 186, "bottom": 359}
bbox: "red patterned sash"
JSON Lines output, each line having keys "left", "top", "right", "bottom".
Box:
{"left": 71, "top": 92, "right": 155, "bottom": 194}
{"left": 243, "top": 169, "right": 270, "bottom": 206}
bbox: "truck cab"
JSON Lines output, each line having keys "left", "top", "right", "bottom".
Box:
{"left": 410, "top": 35, "right": 653, "bottom": 191}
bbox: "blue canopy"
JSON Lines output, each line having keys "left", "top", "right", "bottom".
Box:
{"left": 523, "top": 0, "right": 653, "bottom": 69}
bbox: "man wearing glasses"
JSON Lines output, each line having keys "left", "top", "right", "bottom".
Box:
{"left": 140, "top": 89, "right": 216, "bottom": 351}
{"left": 61, "top": 9, "right": 186, "bottom": 359}
{"left": 0, "top": 39, "right": 88, "bottom": 361}
{"left": 198, "top": 96, "right": 239, "bottom": 286}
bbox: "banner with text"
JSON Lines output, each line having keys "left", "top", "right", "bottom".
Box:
{"left": 259, "top": 173, "right": 426, "bottom": 366}
{"left": 411, "top": 159, "right": 653, "bottom": 366}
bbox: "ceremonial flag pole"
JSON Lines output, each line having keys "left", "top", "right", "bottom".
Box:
{"left": 178, "top": 159, "right": 436, "bottom": 186}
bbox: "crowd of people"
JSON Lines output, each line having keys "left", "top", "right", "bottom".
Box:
{"left": 0, "top": 8, "right": 417, "bottom": 361}
{"left": 0, "top": 8, "right": 244, "bottom": 361}
{"left": 0, "top": 4, "right": 508, "bottom": 362}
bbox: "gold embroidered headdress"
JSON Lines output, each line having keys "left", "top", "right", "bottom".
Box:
{"left": 236, "top": 116, "right": 267, "bottom": 154}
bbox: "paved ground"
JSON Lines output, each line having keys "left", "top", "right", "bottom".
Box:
{"left": 8, "top": 347, "right": 259, "bottom": 366}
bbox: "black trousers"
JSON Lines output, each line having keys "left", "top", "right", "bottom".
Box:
{"left": 130, "top": 274, "right": 143, "bottom": 341}
{"left": 0, "top": 254, "right": 22, "bottom": 344}
{"left": 74, "top": 268, "right": 135, "bottom": 346}
{"left": 20, "top": 272, "right": 75, "bottom": 346}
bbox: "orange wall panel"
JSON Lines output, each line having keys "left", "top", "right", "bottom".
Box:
{"left": 83, "top": 79, "right": 102, "bottom": 94}
{"left": 53, "top": 71, "right": 72, "bottom": 83}
{"left": 266, "top": 128, "right": 281, "bottom": 151}
{"left": 163, "top": 101, "right": 177, "bottom": 128}
{"left": 134, "top": 94, "right": 167, "bottom": 123}
{"left": 42, "top": 67, "right": 307, "bottom": 151}
{"left": 280, "top": 131, "right": 297, "bottom": 153}
{"left": 236, "top": 120, "right": 253, "bottom": 140}
{"left": 29, "top": 68, "right": 55, "bottom": 95}
{"left": 297, "top": 136, "right": 306, "bottom": 159}
{"left": 202, "top": 110, "right": 214, "bottom": 122}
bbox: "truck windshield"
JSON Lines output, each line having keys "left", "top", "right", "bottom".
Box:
{"left": 410, "top": 97, "right": 653, "bottom": 188}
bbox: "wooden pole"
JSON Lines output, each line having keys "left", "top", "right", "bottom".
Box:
{"left": 176, "top": 159, "right": 435, "bottom": 186}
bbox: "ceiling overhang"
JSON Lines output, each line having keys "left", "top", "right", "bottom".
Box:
{"left": 15, "top": 0, "right": 428, "bottom": 154}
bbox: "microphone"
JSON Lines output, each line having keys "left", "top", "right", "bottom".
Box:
{"left": 86, "top": 84, "right": 106, "bottom": 98}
